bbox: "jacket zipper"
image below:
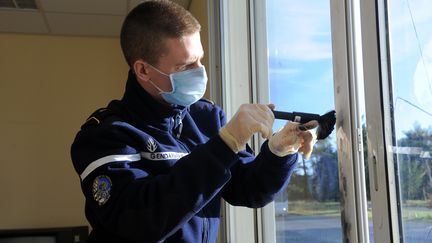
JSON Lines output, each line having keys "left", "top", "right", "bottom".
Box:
{"left": 170, "top": 111, "right": 190, "bottom": 152}
{"left": 174, "top": 113, "right": 183, "bottom": 139}
{"left": 203, "top": 213, "right": 209, "bottom": 243}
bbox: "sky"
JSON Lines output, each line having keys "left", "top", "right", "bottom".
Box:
{"left": 266, "top": 0, "right": 335, "bottom": 132}
{"left": 266, "top": 0, "right": 432, "bottom": 140}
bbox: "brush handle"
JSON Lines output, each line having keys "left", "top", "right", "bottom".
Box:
{"left": 272, "top": 110, "right": 321, "bottom": 123}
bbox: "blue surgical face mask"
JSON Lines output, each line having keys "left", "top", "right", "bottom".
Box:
{"left": 148, "top": 65, "right": 208, "bottom": 107}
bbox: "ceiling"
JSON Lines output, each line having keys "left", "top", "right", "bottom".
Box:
{"left": 0, "top": 0, "right": 191, "bottom": 37}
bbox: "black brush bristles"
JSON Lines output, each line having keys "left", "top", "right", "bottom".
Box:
{"left": 273, "top": 110, "right": 336, "bottom": 140}
{"left": 316, "top": 110, "right": 336, "bottom": 139}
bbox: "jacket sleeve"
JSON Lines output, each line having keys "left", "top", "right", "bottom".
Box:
{"left": 218, "top": 109, "right": 299, "bottom": 208}
{"left": 71, "top": 121, "right": 239, "bottom": 242}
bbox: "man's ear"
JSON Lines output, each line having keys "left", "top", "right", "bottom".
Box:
{"left": 133, "top": 59, "right": 150, "bottom": 82}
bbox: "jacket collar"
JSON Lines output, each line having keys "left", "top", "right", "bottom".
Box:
{"left": 121, "top": 70, "right": 187, "bottom": 132}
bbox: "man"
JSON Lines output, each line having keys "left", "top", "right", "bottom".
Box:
{"left": 70, "top": 1, "right": 317, "bottom": 242}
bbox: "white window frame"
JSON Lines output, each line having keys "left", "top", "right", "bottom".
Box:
{"left": 209, "top": 0, "right": 258, "bottom": 242}
{"left": 251, "top": 0, "right": 370, "bottom": 242}
{"left": 329, "top": 0, "right": 371, "bottom": 242}
{"left": 360, "top": 0, "right": 401, "bottom": 242}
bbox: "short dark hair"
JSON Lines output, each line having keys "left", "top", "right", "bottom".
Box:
{"left": 120, "top": 0, "right": 201, "bottom": 67}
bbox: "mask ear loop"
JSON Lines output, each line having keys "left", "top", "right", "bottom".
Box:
{"left": 147, "top": 63, "right": 170, "bottom": 77}
{"left": 146, "top": 64, "right": 174, "bottom": 94}
{"left": 147, "top": 78, "right": 166, "bottom": 93}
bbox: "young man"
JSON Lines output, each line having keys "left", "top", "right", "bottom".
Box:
{"left": 71, "top": 1, "right": 317, "bottom": 242}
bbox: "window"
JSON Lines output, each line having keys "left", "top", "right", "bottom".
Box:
{"left": 214, "top": 0, "right": 432, "bottom": 242}
{"left": 387, "top": 0, "right": 432, "bottom": 241}
{"left": 263, "top": 0, "right": 343, "bottom": 242}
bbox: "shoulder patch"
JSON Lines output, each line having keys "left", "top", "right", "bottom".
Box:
{"left": 92, "top": 175, "right": 112, "bottom": 206}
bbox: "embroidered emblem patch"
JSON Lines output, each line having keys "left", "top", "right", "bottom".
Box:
{"left": 92, "top": 175, "right": 112, "bottom": 206}
{"left": 146, "top": 137, "right": 157, "bottom": 152}
{"left": 142, "top": 136, "right": 189, "bottom": 161}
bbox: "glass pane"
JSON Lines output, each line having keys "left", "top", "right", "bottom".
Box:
{"left": 265, "top": 1, "right": 342, "bottom": 242}
{"left": 387, "top": 0, "right": 432, "bottom": 242}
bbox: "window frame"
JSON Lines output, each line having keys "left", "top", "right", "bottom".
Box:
{"left": 250, "top": 0, "right": 371, "bottom": 242}
{"left": 360, "top": 0, "right": 402, "bottom": 242}
{"left": 209, "top": 0, "right": 258, "bottom": 242}
{"left": 329, "top": 0, "right": 371, "bottom": 242}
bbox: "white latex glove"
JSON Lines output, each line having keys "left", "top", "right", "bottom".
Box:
{"left": 268, "top": 120, "right": 318, "bottom": 159}
{"left": 220, "top": 104, "right": 275, "bottom": 153}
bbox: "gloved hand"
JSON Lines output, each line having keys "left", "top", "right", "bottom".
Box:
{"left": 268, "top": 120, "right": 318, "bottom": 159}
{"left": 220, "top": 104, "right": 275, "bottom": 153}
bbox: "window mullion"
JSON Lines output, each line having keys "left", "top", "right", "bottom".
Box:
{"left": 360, "top": 0, "right": 401, "bottom": 242}
{"left": 218, "top": 0, "right": 257, "bottom": 242}
{"left": 330, "top": 0, "right": 369, "bottom": 242}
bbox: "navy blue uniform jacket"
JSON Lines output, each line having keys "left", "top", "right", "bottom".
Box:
{"left": 71, "top": 72, "right": 298, "bottom": 243}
